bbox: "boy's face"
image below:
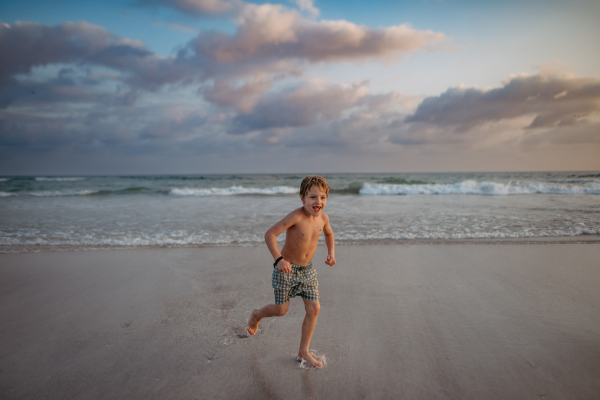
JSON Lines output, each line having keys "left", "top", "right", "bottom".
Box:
{"left": 301, "top": 185, "right": 328, "bottom": 216}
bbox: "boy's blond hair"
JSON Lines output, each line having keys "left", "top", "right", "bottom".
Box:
{"left": 299, "top": 175, "right": 329, "bottom": 198}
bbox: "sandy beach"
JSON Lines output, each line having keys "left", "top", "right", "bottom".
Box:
{"left": 1, "top": 242, "right": 600, "bottom": 399}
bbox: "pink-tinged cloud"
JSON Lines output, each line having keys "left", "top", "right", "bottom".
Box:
{"left": 405, "top": 70, "right": 600, "bottom": 131}
{"left": 137, "top": 0, "right": 241, "bottom": 16}
{"left": 192, "top": 4, "right": 447, "bottom": 64}
{"left": 291, "top": 0, "right": 320, "bottom": 16}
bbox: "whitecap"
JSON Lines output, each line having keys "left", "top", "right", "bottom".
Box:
{"left": 359, "top": 180, "right": 600, "bottom": 195}
{"left": 169, "top": 185, "right": 299, "bottom": 196}
{"left": 35, "top": 177, "right": 87, "bottom": 181}
{"left": 29, "top": 190, "right": 98, "bottom": 197}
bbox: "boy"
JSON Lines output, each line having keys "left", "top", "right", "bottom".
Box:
{"left": 247, "top": 175, "right": 336, "bottom": 368}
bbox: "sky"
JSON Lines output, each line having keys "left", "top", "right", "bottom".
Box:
{"left": 1, "top": 0, "right": 599, "bottom": 174}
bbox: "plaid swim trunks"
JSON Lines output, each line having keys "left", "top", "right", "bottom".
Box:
{"left": 272, "top": 261, "right": 319, "bottom": 304}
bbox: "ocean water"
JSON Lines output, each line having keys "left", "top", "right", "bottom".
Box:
{"left": 0, "top": 172, "right": 599, "bottom": 252}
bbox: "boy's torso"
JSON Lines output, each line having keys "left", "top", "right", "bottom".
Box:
{"left": 280, "top": 208, "right": 326, "bottom": 265}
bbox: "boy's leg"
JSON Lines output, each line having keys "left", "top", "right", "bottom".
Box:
{"left": 298, "top": 298, "right": 322, "bottom": 367}
{"left": 247, "top": 302, "right": 289, "bottom": 335}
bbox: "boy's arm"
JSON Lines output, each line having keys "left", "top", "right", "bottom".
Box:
{"left": 265, "top": 210, "right": 300, "bottom": 273}
{"left": 323, "top": 214, "right": 336, "bottom": 266}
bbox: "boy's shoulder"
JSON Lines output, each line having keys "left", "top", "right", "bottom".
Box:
{"left": 285, "top": 207, "right": 329, "bottom": 223}
{"left": 285, "top": 207, "right": 305, "bottom": 219}
{"left": 294, "top": 207, "right": 329, "bottom": 223}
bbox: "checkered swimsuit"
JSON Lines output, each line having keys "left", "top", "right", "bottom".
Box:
{"left": 272, "top": 261, "right": 319, "bottom": 304}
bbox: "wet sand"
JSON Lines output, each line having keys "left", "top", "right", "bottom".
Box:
{"left": 1, "top": 243, "right": 599, "bottom": 399}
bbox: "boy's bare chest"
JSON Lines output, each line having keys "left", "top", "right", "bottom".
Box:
{"left": 289, "top": 220, "right": 323, "bottom": 242}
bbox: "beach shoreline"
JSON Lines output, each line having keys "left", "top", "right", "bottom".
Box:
{"left": 1, "top": 243, "right": 599, "bottom": 399}
{"left": 2, "top": 233, "right": 600, "bottom": 254}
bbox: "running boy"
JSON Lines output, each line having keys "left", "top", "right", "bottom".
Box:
{"left": 247, "top": 175, "right": 336, "bottom": 367}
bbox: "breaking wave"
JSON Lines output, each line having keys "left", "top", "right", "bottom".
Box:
{"left": 169, "top": 186, "right": 298, "bottom": 196}
{"left": 35, "top": 177, "right": 87, "bottom": 181}
{"left": 29, "top": 190, "right": 99, "bottom": 197}
{"left": 359, "top": 180, "right": 600, "bottom": 195}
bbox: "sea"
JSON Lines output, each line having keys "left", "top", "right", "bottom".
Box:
{"left": 1, "top": 172, "right": 599, "bottom": 253}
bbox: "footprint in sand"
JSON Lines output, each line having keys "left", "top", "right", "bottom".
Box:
{"left": 234, "top": 326, "right": 251, "bottom": 338}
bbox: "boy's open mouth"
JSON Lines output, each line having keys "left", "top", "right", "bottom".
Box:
{"left": 313, "top": 206, "right": 321, "bottom": 212}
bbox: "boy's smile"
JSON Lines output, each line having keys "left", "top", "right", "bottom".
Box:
{"left": 301, "top": 186, "right": 328, "bottom": 216}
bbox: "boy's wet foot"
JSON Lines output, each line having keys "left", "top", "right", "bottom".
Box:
{"left": 247, "top": 309, "right": 260, "bottom": 335}
{"left": 297, "top": 351, "right": 323, "bottom": 368}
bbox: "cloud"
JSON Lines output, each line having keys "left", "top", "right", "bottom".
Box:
{"left": 291, "top": 0, "right": 319, "bottom": 17}
{"left": 1, "top": 8, "right": 447, "bottom": 112}
{"left": 0, "top": 20, "right": 198, "bottom": 91}
{"left": 192, "top": 4, "right": 446, "bottom": 65}
{"left": 228, "top": 80, "right": 370, "bottom": 133}
{"left": 202, "top": 77, "right": 274, "bottom": 113}
{"left": 404, "top": 69, "right": 600, "bottom": 132}
{"left": 0, "top": 21, "right": 153, "bottom": 81}
{"left": 138, "top": 108, "right": 207, "bottom": 140}
{"left": 136, "top": 0, "right": 241, "bottom": 16}
{"left": 181, "top": 2, "right": 446, "bottom": 109}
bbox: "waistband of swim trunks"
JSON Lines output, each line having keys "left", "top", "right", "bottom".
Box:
{"left": 290, "top": 261, "right": 313, "bottom": 269}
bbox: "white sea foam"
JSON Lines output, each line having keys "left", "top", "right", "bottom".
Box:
{"left": 0, "top": 178, "right": 9, "bottom": 182}
{"left": 0, "top": 191, "right": 16, "bottom": 197}
{"left": 169, "top": 185, "right": 299, "bottom": 196}
{"left": 29, "top": 190, "right": 99, "bottom": 197}
{"left": 2, "top": 226, "right": 598, "bottom": 253}
{"left": 335, "top": 228, "right": 600, "bottom": 241}
{"left": 35, "top": 177, "right": 87, "bottom": 181}
{"left": 0, "top": 232, "right": 265, "bottom": 248}
{"left": 359, "top": 180, "right": 600, "bottom": 195}
{"left": 295, "top": 350, "right": 327, "bottom": 369}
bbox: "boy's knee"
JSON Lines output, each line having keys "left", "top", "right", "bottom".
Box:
{"left": 306, "top": 302, "right": 320, "bottom": 316}
{"left": 275, "top": 303, "right": 289, "bottom": 316}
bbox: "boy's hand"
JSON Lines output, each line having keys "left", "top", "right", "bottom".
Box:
{"left": 325, "top": 255, "right": 336, "bottom": 266}
{"left": 277, "top": 259, "right": 292, "bottom": 273}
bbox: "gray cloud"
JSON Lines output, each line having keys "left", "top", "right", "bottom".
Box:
{"left": 0, "top": 21, "right": 143, "bottom": 83}
{"left": 0, "top": 20, "right": 200, "bottom": 93}
{"left": 202, "top": 77, "right": 274, "bottom": 113}
{"left": 138, "top": 111, "right": 207, "bottom": 140}
{"left": 228, "top": 81, "right": 370, "bottom": 133}
{"left": 0, "top": 67, "right": 139, "bottom": 109}
{"left": 405, "top": 71, "right": 600, "bottom": 131}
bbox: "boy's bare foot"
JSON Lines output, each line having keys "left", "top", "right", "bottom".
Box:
{"left": 297, "top": 351, "right": 323, "bottom": 368}
{"left": 247, "top": 309, "right": 260, "bottom": 335}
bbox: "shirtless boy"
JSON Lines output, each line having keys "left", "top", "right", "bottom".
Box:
{"left": 247, "top": 175, "right": 336, "bottom": 367}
